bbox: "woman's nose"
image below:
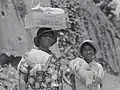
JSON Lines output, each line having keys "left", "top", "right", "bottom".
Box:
{"left": 87, "top": 51, "right": 91, "bottom": 54}
{"left": 46, "top": 36, "right": 51, "bottom": 39}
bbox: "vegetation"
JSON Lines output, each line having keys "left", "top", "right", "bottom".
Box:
{"left": 12, "top": 0, "right": 27, "bottom": 18}
{"left": 51, "top": 0, "right": 120, "bottom": 75}
{"left": 94, "top": 0, "right": 117, "bottom": 22}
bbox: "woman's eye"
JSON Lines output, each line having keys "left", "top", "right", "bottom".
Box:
{"left": 43, "top": 34, "right": 51, "bottom": 37}
{"left": 84, "top": 49, "right": 92, "bottom": 52}
{"left": 43, "top": 34, "right": 48, "bottom": 37}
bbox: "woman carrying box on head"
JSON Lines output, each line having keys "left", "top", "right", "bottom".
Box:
{"left": 17, "top": 27, "right": 64, "bottom": 90}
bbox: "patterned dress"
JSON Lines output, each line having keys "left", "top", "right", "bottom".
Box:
{"left": 18, "top": 49, "right": 63, "bottom": 90}
{"left": 69, "top": 57, "right": 104, "bottom": 90}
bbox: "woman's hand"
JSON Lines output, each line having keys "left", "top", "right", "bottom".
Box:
{"left": 63, "top": 71, "right": 71, "bottom": 85}
{"left": 93, "top": 75, "right": 102, "bottom": 86}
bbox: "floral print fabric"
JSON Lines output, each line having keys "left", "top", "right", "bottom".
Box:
{"left": 18, "top": 49, "right": 63, "bottom": 90}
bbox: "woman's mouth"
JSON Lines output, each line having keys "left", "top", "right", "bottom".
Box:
{"left": 87, "top": 54, "right": 92, "bottom": 57}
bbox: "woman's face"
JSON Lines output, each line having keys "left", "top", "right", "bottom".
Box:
{"left": 81, "top": 44, "right": 96, "bottom": 63}
{"left": 38, "top": 32, "right": 55, "bottom": 48}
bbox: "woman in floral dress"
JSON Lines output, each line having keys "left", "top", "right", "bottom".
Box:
{"left": 17, "top": 27, "right": 63, "bottom": 90}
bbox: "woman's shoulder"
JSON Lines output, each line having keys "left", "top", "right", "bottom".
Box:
{"left": 74, "top": 57, "right": 85, "bottom": 61}
{"left": 29, "top": 49, "right": 51, "bottom": 58}
{"left": 70, "top": 57, "right": 86, "bottom": 64}
{"left": 17, "top": 49, "right": 41, "bottom": 68}
{"left": 96, "top": 62, "right": 103, "bottom": 70}
{"left": 69, "top": 57, "right": 87, "bottom": 69}
{"left": 92, "top": 61, "right": 103, "bottom": 70}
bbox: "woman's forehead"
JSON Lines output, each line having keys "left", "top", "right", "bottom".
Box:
{"left": 81, "top": 43, "right": 96, "bottom": 50}
{"left": 82, "top": 43, "right": 93, "bottom": 47}
{"left": 42, "top": 32, "right": 53, "bottom": 36}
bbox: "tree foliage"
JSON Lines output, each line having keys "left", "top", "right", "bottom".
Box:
{"left": 94, "top": 0, "right": 117, "bottom": 22}
{"left": 51, "top": 0, "right": 120, "bottom": 75}
{"left": 12, "top": 0, "right": 27, "bottom": 18}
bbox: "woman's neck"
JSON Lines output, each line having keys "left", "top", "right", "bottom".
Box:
{"left": 84, "top": 58, "right": 92, "bottom": 64}
{"left": 38, "top": 45, "right": 50, "bottom": 53}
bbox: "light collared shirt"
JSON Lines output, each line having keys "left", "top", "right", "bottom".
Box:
{"left": 69, "top": 57, "right": 104, "bottom": 90}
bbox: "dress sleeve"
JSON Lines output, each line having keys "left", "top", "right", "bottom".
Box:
{"left": 17, "top": 52, "right": 29, "bottom": 74}
{"left": 69, "top": 58, "right": 83, "bottom": 71}
{"left": 69, "top": 58, "right": 88, "bottom": 84}
{"left": 98, "top": 64, "right": 104, "bottom": 81}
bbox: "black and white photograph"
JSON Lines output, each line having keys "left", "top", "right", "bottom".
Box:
{"left": 0, "top": 0, "right": 120, "bottom": 90}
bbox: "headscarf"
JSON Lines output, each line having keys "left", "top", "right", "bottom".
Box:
{"left": 78, "top": 40, "right": 98, "bottom": 57}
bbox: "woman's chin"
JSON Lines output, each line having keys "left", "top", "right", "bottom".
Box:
{"left": 85, "top": 57, "right": 93, "bottom": 63}
{"left": 44, "top": 44, "right": 52, "bottom": 48}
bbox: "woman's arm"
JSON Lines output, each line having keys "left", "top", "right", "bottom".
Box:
{"left": 92, "top": 64, "right": 104, "bottom": 86}
{"left": 17, "top": 53, "right": 30, "bottom": 90}
{"left": 19, "top": 73, "right": 27, "bottom": 90}
{"left": 69, "top": 58, "right": 87, "bottom": 84}
{"left": 63, "top": 68, "right": 71, "bottom": 85}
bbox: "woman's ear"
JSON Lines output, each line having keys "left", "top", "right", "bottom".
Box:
{"left": 37, "top": 37, "right": 41, "bottom": 46}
